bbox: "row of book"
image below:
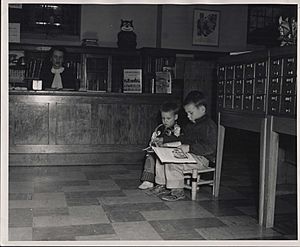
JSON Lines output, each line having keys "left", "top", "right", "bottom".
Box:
{"left": 123, "top": 69, "right": 172, "bottom": 94}
{"left": 9, "top": 59, "right": 81, "bottom": 82}
{"left": 144, "top": 56, "right": 175, "bottom": 74}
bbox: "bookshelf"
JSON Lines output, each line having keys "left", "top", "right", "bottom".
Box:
{"left": 9, "top": 43, "right": 226, "bottom": 95}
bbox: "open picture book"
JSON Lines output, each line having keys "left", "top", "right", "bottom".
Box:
{"left": 152, "top": 146, "right": 197, "bottom": 164}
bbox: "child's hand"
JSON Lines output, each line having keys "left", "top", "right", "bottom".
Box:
{"left": 178, "top": 144, "right": 190, "bottom": 153}
{"left": 153, "top": 137, "right": 163, "bottom": 146}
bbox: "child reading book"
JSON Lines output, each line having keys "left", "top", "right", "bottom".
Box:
{"left": 138, "top": 102, "right": 181, "bottom": 190}
{"left": 154, "top": 91, "right": 217, "bottom": 201}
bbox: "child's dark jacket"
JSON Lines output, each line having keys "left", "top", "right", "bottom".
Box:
{"left": 180, "top": 115, "right": 217, "bottom": 162}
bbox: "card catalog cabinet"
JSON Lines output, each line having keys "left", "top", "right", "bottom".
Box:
{"left": 217, "top": 46, "right": 296, "bottom": 117}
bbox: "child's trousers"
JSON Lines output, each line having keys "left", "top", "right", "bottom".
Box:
{"left": 155, "top": 154, "right": 209, "bottom": 189}
{"left": 140, "top": 153, "right": 156, "bottom": 182}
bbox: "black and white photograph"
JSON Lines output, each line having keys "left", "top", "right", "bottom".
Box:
{"left": 1, "top": 1, "right": 299, "bottom": 245}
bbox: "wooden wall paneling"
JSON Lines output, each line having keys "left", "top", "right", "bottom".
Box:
{"left": 112, "top": 103, "right": 131, "bottom": 144}
{"left": 56, "top": 103, "right": 91, "bottom": 145}
{"left": 13, "top": 103, "right": 49, "bottom": 145}
{"left": 48, "top": 102, "right": 57, "bottom": 145}
{"left": 10, "top": 144, "right": 144, "bottom": 154}
{"left": 184, "top": 60, "right": 216, "bottom": 116}
{"left": 92, "top": 104, "right": 113, "bottom": 144}
{"left": 9, "top": 152, "right": 144, "bottom": 166}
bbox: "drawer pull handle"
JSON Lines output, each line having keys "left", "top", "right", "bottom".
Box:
{"left": 272, "top": 78, "right": 279, "bottom": 83}
{"left": 271, "top": 107, "right": 276, "bottom": 111}
{"left": 287, "top": 58, "right": 295, "bottom": 63}
{"left": 285, "top": 97, "right": 292, "bottom": 102}
{"left": 288, "top": 71, "right": 294, "bottom": 75}
{"left": 285, "top": 109, "right": 291, "bottom": 113}
{"left": 286, "top": 78, "right": 294, "bottom": 83}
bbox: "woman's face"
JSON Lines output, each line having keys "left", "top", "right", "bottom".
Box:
{"left": 51, "top": 50, "right": 64, "bottom": 69}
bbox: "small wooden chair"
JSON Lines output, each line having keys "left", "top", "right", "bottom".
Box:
{"left": 183, "top": 114, "right": 225, "bottom": 200}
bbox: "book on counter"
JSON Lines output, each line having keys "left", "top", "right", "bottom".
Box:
{"left": 123, "top": 69, "right": 142, "bottom": 93}
{"left": 155, "top": 71, "right": 172, "bottom": 94}
{"left": 152, "top": 146, "right": 197, "bottom": 164}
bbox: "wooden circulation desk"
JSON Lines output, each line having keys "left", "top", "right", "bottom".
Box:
{"left": 9, "top": 90, "right": 180, "bottom": 166}
{"left": 219, "top": 110, "right": 296, "bottom": 228}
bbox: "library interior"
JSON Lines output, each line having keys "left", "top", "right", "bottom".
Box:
{"left": 4, "top": 3, "right": 298, "bottom": 242}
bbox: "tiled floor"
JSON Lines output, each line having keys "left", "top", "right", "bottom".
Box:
{"left": 8, "top": 153, "right": 297, "bottom": 241}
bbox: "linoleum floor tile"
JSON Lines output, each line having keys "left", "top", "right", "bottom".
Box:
{"left": 112, "top": 221, "right": 162, "bottom": 240}
{"left": 32, "top": 223, "right": 114, "bottom": 241}
{"left": 98, "top": 194, "right": 162, "bottom": 205}
{"left": 32, "top": 192, "right": 67, "bottom": 208}
{"left": 88, "top": 179, "right": 121, "bottom": 190}
{"left": 9, "top": 227, "right": 33, "bottom": 241}
{"left": 9, "top": 208, "right": 33, "bottom": 227}
{"left": 33, "top": 207, "right": 69, "bottom": 217}
{"left": 9, "top": 182, "right": 34, "bottom": 193}
{"left": 113, "top": 179, "right": 141, "bottom": 189}
{"left": 68, "top": 205, "right": 110, "bottom": 225}
{"left": 106, "top": 210, "right": 146, "bottom": 223}
{"left": 195, "top": 225, "right": 282, "bottom": 240}
{"left": 149, "top": 217, "right": 225, "bottom": 233}
{"left": 102, "top": 202, "right": 170, "bottom": 212}
{"left": 9, "top": 192, "right": 33, "bottom": 200}
{"left": 66, "top": 197, "right": 100, "bottom": 206}
{"left": 33, "top": 215, "right": 72, "bottom": 227}
{"left": 75, "top": 234, "right": 120, "bottom": 240}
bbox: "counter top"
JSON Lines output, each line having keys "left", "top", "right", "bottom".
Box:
{"left": 9, "top": 90, "right": 180, "bottom": 98}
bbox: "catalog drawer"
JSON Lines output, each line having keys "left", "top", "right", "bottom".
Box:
{"left": 235, "top": 64, "right": 244, "bottom": 79}
{"left": 280, "top": 95, "right": 296, "bottom": 115}
{"left": 268, "top": 95, "right": 280, "bottom": 115}
{"left": 283, "top": 57, "right": 296, "bottom": 77}
{"left": 245, "top": 63, "right": 255, "bottom": 79}
{"left": 244, "top": 79, "right": 255, "bottom": 94}
{"left": 217, "top": 94, "right": 224, "bottom": 109}
{"left": 226, "top": 65, "right": 234, "bottom": 80}
{"left": 218, "top": 66, "right": 226, "bottom": 80}
{"left": 269, "top": 77, "right": 282, "bottom": 94}
{"left": 217, "top": 80, "right": 225, "bottom": 94}
{"left": 255, "top": 78, "right": 267, "bottom": 94}
{"left": 225, "top": 95, "right": 234, "bottom": 109}
{"left": 233, "top": 95, "right": 243, "bottom": 110}
{"left": 282, "top": 77, "right": 296, "bottom": 95}
{"left": 243, "top": 95, "right": 253, "bottom": 111}
{"left": 253, "top": 95, "right": 266, "bottom": 112}
{"left": 233, "top": 80, "right": 243, "bottom": 94}
{"left": 270, "top": 58, "right": 283, "bottom": 77}
{"left": 225, "top": 80, "right": 234, "bottom": 94}
{"left": 255, "top": 61, "right": 267, "bottom": 78}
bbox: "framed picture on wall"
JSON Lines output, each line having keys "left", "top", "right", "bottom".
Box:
{"left": 192, "top": 9, "right": 220, "bottom": 46}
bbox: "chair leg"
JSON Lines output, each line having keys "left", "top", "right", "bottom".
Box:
{"left": 191, "top": 169, "right": 198, "bottom": 200}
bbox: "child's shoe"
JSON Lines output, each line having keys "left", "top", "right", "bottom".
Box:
{"left": 161, "top": 189, "right": 185, "bottom": 201}
{"left": 146, "top": 184, "right": 170, "bottom": 196}
{"left": 138, "top": 181, "right": 154, "bottom": 190}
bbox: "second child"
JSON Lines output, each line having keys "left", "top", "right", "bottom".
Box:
{"left": 138, "top": 102, "right": 181, "bottom": 190}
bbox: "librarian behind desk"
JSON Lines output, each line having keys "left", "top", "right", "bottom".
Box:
{"left": 39, "top": 46, "right": 77, "bottom": 90}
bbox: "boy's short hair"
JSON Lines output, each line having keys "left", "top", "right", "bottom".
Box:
{"left": 160, "top": 102, "right": 179, "bottom": 114}
{"left": 183, "top": 91, "right": 207, "bottom": 108}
